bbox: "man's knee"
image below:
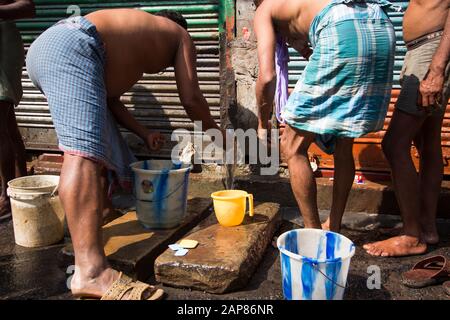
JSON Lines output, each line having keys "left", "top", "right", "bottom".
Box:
{"left": 61, "top": 153, "right": 103, "bottom": 180}
{"left": 381, "top": 133, "right": 408, "bottom": 161}
{"left": 281, "top": 126, "right": 312, "bottom": 161}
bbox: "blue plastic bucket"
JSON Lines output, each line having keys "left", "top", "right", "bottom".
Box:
{"left": 277, "top": 229, "right": 355, "bottom": 300}
{"left": 130, "top": 160, "right": 191, "bottom": 229}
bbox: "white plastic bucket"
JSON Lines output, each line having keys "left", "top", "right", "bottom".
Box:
{"left": 7, "top": 175, "right": 65, "bottom": 248}
{"left": 130, "top": 160, "right": 191, "bottom": 229}
{"left": 277, "top": 229, "right": 355, "bottom": 300}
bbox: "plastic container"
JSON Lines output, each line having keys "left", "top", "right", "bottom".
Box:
{"left": 7, "top": 175, "right": 65, "bottom": 247}
{"left": 130, "top": 160, "right": 191, "bottom": 229}
{"left": 211, "top": 190, "right": 253, "bottom": 227}
{"left": 277, "top": 228, "right": 355, "bottom": 300}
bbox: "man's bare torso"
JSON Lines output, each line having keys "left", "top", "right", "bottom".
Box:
{"left": 267, "top": 0, "right": 332, "bottom": 42}
{"left": 85, "top": 9, "right": 184, "bottom": 97}
{"left": 403, "top": 0, "right": 449, "bottom": 42}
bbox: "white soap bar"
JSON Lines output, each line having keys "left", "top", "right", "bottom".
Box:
{"left": 174, "top": 248, "right": 189, "bottom": 256}
{"left": 169, "top": 244, "right": 182, "bottom": 251}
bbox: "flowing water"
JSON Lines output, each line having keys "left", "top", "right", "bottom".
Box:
{"left": 224, "top": 162, "right": 236, "bottom": 190}
{"left": 223, "top": 139, "right": 237, "bottom": 190}
{"left": 179, "top": 142, "right": 196, "bottom": 164}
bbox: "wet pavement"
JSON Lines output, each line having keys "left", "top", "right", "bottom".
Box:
{"left": 1, "top": 208, "right": 449, "bottom": 300}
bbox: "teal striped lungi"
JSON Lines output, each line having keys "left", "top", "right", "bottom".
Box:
{"left": 282, "top": 0, "right": 396, "bottom": 154}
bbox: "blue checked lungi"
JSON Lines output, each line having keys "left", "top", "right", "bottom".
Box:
{"left": 282, "top": 0, "right": 397, "bottom": 154}
{"left": 26, "top": 17, "right": 136, "bottom": 190}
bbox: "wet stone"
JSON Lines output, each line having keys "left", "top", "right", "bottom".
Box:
{"left": 60, "top": 197, "right": 211, "bottom": 281}
{"left": 154, "top": 202, "right": 282, "bottom": 294}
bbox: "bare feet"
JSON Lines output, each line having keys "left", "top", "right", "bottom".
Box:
{"left": 71, "top": 267, "right": 159, "bottom": 300}
{"left": 321, "top": 217, "right": 341, "bottom": 233}
{"left": 321, "top": 218, "right": 330, "bottom": 231}
{"left": 373, "top": 225, "right": 439, "bottom": 246}
{"left": 421, "top": 228, "right": 439, "bottom": 245}
{"left": 363, "top": 235, "right": 427, "bottom": 257}
{"left": 71, "top": 267, "right": 119, "bottom": 298}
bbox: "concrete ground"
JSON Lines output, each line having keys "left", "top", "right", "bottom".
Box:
{"left": 1, "top": 208, "right": 449, "bottom": 300}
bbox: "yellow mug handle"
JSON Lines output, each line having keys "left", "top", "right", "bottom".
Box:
{"left": 246, "top": 193, "right": 254, "bottom": 217}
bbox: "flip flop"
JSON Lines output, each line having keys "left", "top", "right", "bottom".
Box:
{"left": 73, "top": 272, "right": 165, "bottom": 300}
{"left": 443, "top": 281, "right": 450, "bottom": 296}
{"left": 401, "top": 255, "right": 450, "bottom": 288}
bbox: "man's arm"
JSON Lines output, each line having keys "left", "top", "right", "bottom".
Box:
{"left": 107, "top": 97, "right": 164, "bottom": 151}
{"left": 419, "top": 10, "right": 450, "bottom": 107}
{"left": 174, "top": 31, "right": 221, "bottom": 132}
{"left": 0, "top": 0, "right": 35, "bottom": 20}
{"left": 254, "top": 2, "right": 276, "bottom": 134}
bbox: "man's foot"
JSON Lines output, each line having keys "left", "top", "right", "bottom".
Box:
{"left": 321, "top": 219, "right": 330, "bottom": 231}
{"left": 321, "top": 217, "right": 341, "bottom": 233}
{"left": 71, "top": 267, "right": 162, "bottom": 300}
{"left": 363, "top": 235, "right": 427, "bottom": 257}
{"left": 421, "top": 228, "right": 439, "bottom": 245}
{"left": 71, "top": 267, "right": 118, "bottom": 298}
{"left": 376, "top": 225, "right": 439, "bottom": 245}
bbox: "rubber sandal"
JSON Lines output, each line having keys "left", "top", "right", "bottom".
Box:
{"left": 73, "top": 272, "right": 165, "bottom": 300}
{"left": 401, "top": 255, "right": 450, "bottom": 288}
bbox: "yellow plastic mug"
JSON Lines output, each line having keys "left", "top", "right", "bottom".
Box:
{"left": 211, "top": 190, "right": 254, "bottom": 227}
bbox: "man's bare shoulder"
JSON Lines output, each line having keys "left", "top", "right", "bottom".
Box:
{"left": 256, "top": 0, "right": 301, "bottom": 20}
{"left": 408, "top": 0, "right": 450, "bottom": 9}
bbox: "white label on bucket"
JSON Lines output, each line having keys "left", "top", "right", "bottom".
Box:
{"left": 174, "top": 248, "right": 189, "bottom": 256}
{"left": 169, "top": 244, "right": 182, "bottom": 251}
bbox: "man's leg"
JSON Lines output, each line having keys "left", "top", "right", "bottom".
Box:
{"left": 363, "top": 109, "right": 427, "bottom": 256}
{"left": 322, "top": 138, "right": 355, "bottom": 232}
{"left": 7, "top": 105, "right": 27, "bottom": 177}
{"left": 413, "top": 110, "right": 445, "bottom": 244}
{"left": 281, "top": 125, "right": 321, "bottom": 228}
{"left": 99, "top": 168, "right": 120, "bottom": 225}
{"left": 61, "top": 153, "right": 118, "bottom": 297}
{"left": 0, "top": 102, "right": 17, "bottom": 217}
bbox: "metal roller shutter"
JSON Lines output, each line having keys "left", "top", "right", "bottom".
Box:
{"left": 16, "top": 0, "right": 223, "bottom": 159}
{"left": 287, "top": 0, "right": 450, "bottom": 176}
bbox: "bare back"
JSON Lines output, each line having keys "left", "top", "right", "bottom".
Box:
{"left": 265, "top": 0, "right": 331, "bottom": 41}
{"left": 403, "top": 0, "right": 450, "bottom": 42}
{"left": 86, "top": 9, "right": 185, "bottom": 97}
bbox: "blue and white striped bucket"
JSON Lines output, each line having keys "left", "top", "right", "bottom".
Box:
{"left": 277, "top": 229, "right": 355, "bottom": 300}
{"left": 130, "top": 160, "right": 191, "bottom": 229}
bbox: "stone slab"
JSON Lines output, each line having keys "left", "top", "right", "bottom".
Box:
{"left": 154, "top": 202, "right": 281, "bottom": 294}
{"left": 60, "top": 197, "right": 211, "bottom": 281}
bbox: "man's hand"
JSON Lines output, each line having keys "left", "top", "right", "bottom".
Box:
{"left": 418, "top": 69, "right": 445, "bottom": 109}
{"left": 145, "top": 131, "right": 165, "bottom": 151}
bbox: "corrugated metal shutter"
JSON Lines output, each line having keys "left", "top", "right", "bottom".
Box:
{"left": 287, "top": 0, "right": 450, "bottom": 175}
{"left": 16, "top": 0, "right": 222, "bottom": 158}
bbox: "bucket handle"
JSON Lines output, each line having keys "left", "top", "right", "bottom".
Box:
{"left": 306, "top": 260, "right": 347, "bottom": 289}
{"left": 138, "top": 180, "right": 186, "bottom": 202}
{"left": 50, "top": 185, "right": 59, "bottom": 197}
